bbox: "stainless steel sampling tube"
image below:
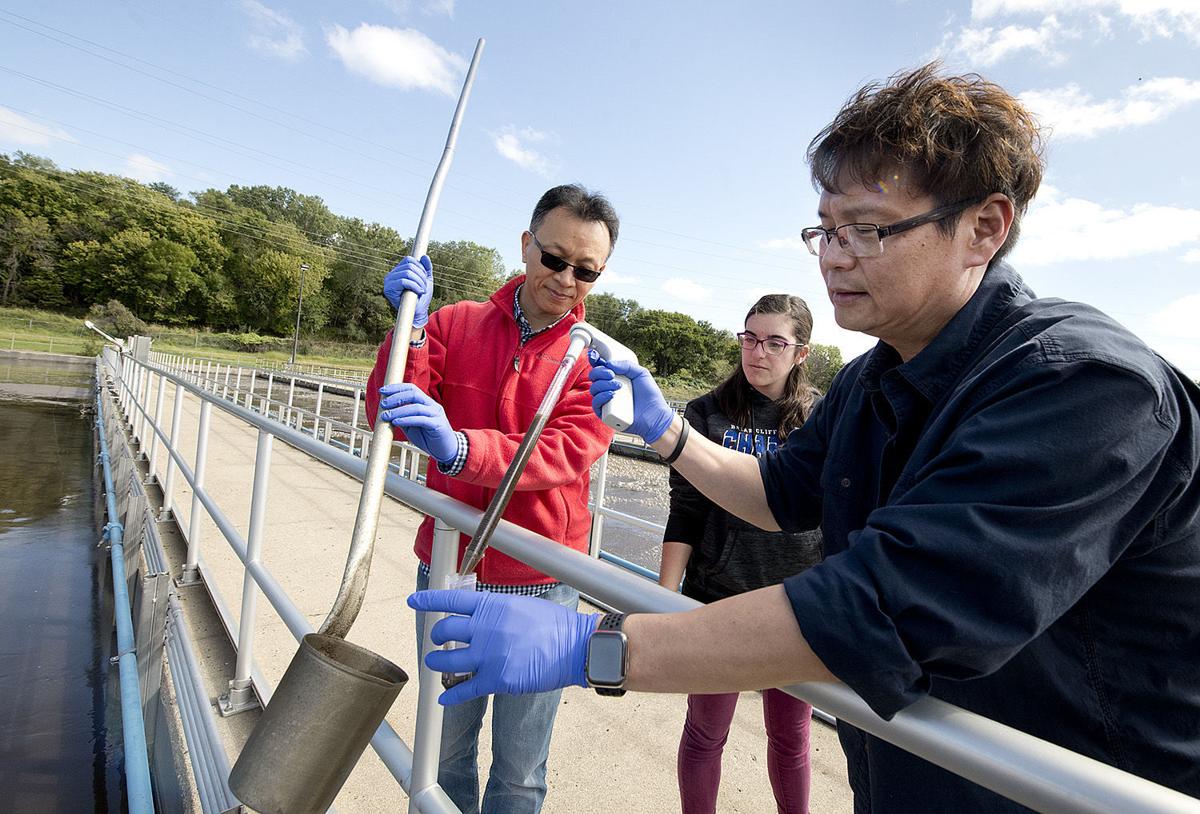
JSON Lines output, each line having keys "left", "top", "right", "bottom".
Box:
{"left": 320, "top": 37, "right": 486, "bottom": 638}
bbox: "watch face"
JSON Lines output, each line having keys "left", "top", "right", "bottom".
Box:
{"left": 587, "top": 632, "right": 626, "bottom": 686}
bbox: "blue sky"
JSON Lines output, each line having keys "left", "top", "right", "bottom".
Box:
{"left": 2, "top": 1, "right": 1198, "bottom": 376}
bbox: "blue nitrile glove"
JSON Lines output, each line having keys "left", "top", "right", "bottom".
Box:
{"left": 383, "top": 255, "right": 434, "bottom": 327}
{"left": 378, "top": 383, "right": 458, "bottom": 464}
{"left": 408, "top": 589, "right": 600, "bottom": 706}
{"left": 588, "top": 352, "right": 674, "bottom": 443}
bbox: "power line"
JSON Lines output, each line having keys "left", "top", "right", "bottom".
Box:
{"left": 4, "top": 107, "right": 817, "bottom": 303}
{"left": 0, "top": 8, "right": 828, "bottom": 269}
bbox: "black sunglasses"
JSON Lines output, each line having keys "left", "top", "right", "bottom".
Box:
{"left": 529, "top": 232, "right": 602, "bottom": 283}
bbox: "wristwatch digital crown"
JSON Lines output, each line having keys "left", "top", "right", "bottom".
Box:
{"left": 585, "top": 612, "right": 627, "bottom": 697}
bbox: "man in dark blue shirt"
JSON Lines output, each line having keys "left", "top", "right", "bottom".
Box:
{"left": 408, "top": 63, "right": 1200, "bottom": 811}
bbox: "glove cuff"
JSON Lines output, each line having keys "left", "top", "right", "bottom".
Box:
{"left": 572, "top": 613, "right": 602, "bottom": 688}
{"left": 644, "top": 409, "right": 675, "bottom": 444}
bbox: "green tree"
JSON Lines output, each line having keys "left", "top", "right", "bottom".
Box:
{"left": 426, "top": 239, "right": 507, "bottom": 307}
{"left": 225, "top": 184, "right": 339, "bottom": 244}
{"left": 148, "top": 182, "right": 181, "bottom": 202}
{"left": 806, "top": 342, "right": 845, "bottom": 394}
{"left": 321, "top": 216, "right": 407, "bottom": 341}
{"left": 0, "top": 209, "right": 55, "bottom": 306}
{"left": 584, "top": 292, "right": 641, "bottom": 343}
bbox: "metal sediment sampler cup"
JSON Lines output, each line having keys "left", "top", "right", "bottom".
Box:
{"left": 228, "top": 634, "right": 407, "bottom": 814}
{"left": 226, "top": 37, "right": 485, "bottom": 812}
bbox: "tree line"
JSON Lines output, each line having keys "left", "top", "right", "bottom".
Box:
{"left": 0, "top": 151, "right": 843, "bottom": 391}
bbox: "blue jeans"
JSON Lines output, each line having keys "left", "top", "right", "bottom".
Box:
{"left": 415, "top": 569, "right": 579, "bottom": 814}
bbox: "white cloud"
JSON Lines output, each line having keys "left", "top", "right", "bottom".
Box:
{"left": 124, "top": 154, "right": 172, "bottom": 182}
{"left": 661, "top": 278, "right": 711, "bottom": 305}
{"left": 241, "top": 0, "right": 305, "bottom": 61}
{"left": 0, "top": 106, "right": 74, "bottom": 147}
{"left": 492, "top": 126, "right": 554, "bottom": 176}
{"left": 938, "top": 15, "right": 1070, "bottom": 66}
{"left": 971, "top": 0, "right": 1200, "bottom": 44}
{"left": 326, "top": 24, "right": 465, "bottom": 96}
{"left": 424, "top": 0, "right": 456, "bottom": 16}
{"left": 1021, "top": 77, "right": 1200, "bottom": 139}
{"left": 1011, "top": 184, "right": 1200, "bottom": 266}
{"left": 1184, "top": 248, "right": 1200, "bottom": 263}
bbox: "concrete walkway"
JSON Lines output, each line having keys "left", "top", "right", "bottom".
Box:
{"left": 144, "top": 381, "right": 852, "bottom": 813}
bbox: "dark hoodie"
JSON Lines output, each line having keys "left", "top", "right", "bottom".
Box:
{"left": 663, "top": 388, "right": 822, "bottom": 604}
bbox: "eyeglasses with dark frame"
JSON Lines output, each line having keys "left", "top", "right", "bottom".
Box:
{"left": 528, "top": 232, "right": 603, "bottom": 283}
{"left": 800, "top": 198, "right": 980, "bottom": 259}
{"left": 736, "top": 332, "right": 805, "bottom": 356}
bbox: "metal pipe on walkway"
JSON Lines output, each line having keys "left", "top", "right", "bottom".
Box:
{"left": 95, "top": 384, "right": 155, "bottom": 814}
{"left": 408, "top": 520, "right": 456, "bottom": 811}
{"left": 161, "top": 382, "right": 184, "bottom": 518}
{"left": 180, "top": 400, "right": 213, "bottom": 582}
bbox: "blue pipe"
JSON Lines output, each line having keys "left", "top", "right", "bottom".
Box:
{"left": 598, "top": 549, "right": 659, "bottom": 582}
{"left": 95, "top": 386, "right": 155, "bottom": 814}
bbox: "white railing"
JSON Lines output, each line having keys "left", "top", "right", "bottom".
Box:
{"left": 148, "top": 350, "right": 665, "bottom": 566}
{"left": 105, "top": 345, "right": 1200, "bottom": 814}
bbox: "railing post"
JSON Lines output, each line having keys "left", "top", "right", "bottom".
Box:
{"left": 313, "top": 382, "right": 325, "bottom": 438}
{"left": 350, "top": 387, "right": 361, "bottom": 455}
{"left": 265, "top": 371, "right": 274, "bottom": 404}
{"left": 147, "top": 373, "right": 166, "bottom": 483}
{"left": 222, "top": 363, "right": 231, "bottom": 400}
{"left": 247, "top": 370, "right": 257, "bottom": 409}
{"left": 219, "top": 428, "right": 273, "bottom": 716}
{"left": 286, "top": 377, "right": 296, "bottom": 426}
{"left": 409, "top": 518, "right": 456, "bottom": 811}
{"left": 589, "top": 451, "right": 610, "bottom": 558}
{"left": 137, "top": 362, "right": 151, "bottom": 453}
{"left": 235, "top": 365, "right": 243, "bottom": 394}
{"left": 116, "top": 352, "right": 128, "bottom": 412}
{"left": 177, "top": 399, "right": 213, "bottom": 586}
{"left": 160, "top": 382, "right": 185, "bottom": 521}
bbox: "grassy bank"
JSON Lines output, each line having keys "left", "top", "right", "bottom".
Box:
{"left": 0, "top": 305, "right": 710, "bottom": 399}
{"left": 0, "top": 306, "right": 378, "bottom": 373}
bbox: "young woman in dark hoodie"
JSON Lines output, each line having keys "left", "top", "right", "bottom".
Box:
{"left": 659, "top": 294, "right": 823, "bottom": 814}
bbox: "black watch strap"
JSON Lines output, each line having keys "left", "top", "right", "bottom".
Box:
{"left": 593, "top": 613, "right": 627, "bottom": 697}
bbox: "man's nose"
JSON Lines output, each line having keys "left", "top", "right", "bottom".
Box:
{"left": 820, "top": 235, "right": 855, "bottom": 271}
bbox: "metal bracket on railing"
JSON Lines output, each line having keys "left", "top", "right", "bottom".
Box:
{"left": 175, "top": 565, "right": 202, "bottom": 588}
{"left": 96, "top": 521, "right": 123, "bottom": 549}
{"left": 218, "top": 678, "right": 260, "bottom": 717}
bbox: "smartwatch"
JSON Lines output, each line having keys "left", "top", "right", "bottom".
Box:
{"left": 585, "top": 613, "right": 628, "bottom": 697}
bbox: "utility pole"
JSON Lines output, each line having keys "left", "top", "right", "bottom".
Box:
{"left": 290, "top": 262, "right": 311, "bottom": 367}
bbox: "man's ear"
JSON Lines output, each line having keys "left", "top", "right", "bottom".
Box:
{"left": 520, "top": 230, "right": 532, "bottom": 260}
{"left": 965, "top": 193, "right": 1015, "bottom": 268}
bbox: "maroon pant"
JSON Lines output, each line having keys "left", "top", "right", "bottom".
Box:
{"left": 677, "top": 690, "right": 812, "bottom": 814}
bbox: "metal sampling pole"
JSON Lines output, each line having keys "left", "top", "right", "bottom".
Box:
{"left": 320, "top": 38, "right": 486, "bottom": 638}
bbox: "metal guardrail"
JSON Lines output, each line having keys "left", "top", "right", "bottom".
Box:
{"left": 104, "top": 344, "right": 1200, "bottom": 814}
{"left": 153, "top": 349, "right": 370, "bottom": 384}
{"left": 149, "top": 350, "right": 669, "bottom": 564}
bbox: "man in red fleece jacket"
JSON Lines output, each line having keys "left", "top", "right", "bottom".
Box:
{"left": 365, "top": 184, "right": 618, "bottom": 814}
